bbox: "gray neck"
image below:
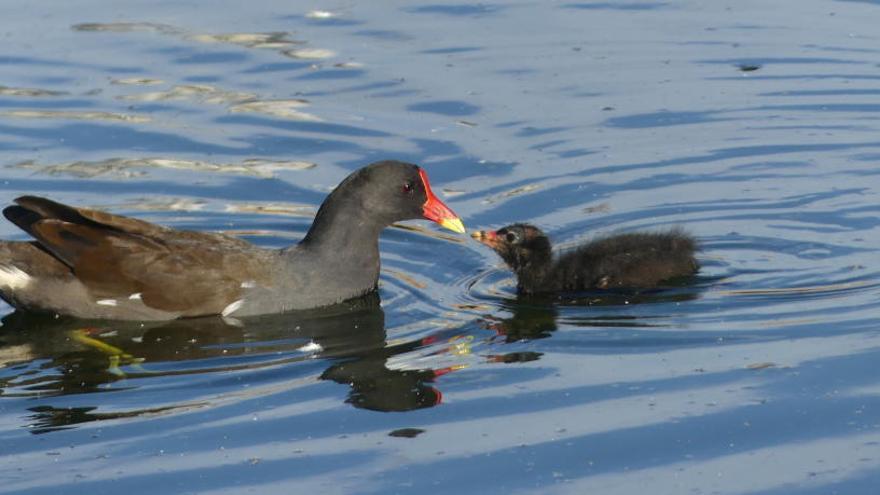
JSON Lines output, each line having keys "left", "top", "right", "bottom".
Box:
{"left": 278, "top": 205, "right": 385, "bottom": 305}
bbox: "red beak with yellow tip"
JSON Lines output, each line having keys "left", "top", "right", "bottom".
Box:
{"left": 419, "top": 168, "right": 465, "bottom": 233}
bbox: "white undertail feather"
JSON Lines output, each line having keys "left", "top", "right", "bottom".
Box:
{"left": 221, "top": 299, "right": 245, "bottom": 317}
{"left": 0, "top": 265, "right": 31, "bottom": 290}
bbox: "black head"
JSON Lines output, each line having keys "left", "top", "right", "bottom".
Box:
{"left": 304, "top": 160, "right": 464, "bottom": 243}
{"left": 471, "top": 223, "right": 552, "bottom": 271}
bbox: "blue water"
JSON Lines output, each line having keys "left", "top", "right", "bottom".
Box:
{"left": 2, "top": 1, "right": 880, "bottom": 493}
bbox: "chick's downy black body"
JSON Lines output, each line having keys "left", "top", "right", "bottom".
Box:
{"left": 472, "top": 223, "right": 698, "bottom": 294}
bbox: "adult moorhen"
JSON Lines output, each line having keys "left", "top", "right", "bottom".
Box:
{"left": 471, "top": 223, "right": 698, "bottom": 294}
{"left": 0, "top": 160, "right": 465, "bottom": 320}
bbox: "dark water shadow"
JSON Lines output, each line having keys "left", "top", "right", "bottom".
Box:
{"left": 215, "top": 114, "right": 391, "bottom": 137}
{"left": 479, "top": 281, "right": 705, "bottom": 343}
{"left": 0, "top": 55, "right": 140, "bottom": 73}
{"left": 407, "top": 100, "right": 481, "bottom": 116}
{"left": 0, "top": 294, "right": 466, "bottom": 433}
{"left": 405, "top": 4, "right": 507, "bottom": 16}
{"left": 563, "top": 2, "right": 668, "bottom": 10}
{"left": 0, "top": 98, "right": 96, "bottom": 109}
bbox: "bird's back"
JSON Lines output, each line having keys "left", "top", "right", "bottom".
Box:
{"left": 552, "top": 229, "right": 699, "bottom": 290}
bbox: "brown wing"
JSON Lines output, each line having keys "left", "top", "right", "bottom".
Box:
{"left": 6, "top": 195, "right": 254, "bottom": 248}
{"left": 10, "top": 195, "right": 169, "bottom": 237}
{"left": 4, "top": 196, "right": 268, "bottom": 315}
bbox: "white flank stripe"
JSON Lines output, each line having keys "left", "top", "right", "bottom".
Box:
{"left": 0, "top": 265, "right": 31, "bottom": 290}
{"left": 240, "top": 280, "right": 257, "bottom": 289}
{"left": 296, "top": 341, "right": 323, "bottom": 353}
{"left": 221, "top": 299, "right": 244, "bottom": 317}
{"left": 96, "top": 299, "right": 118, "bottom": 306}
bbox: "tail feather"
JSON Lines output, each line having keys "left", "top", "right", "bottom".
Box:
{"left": 3, "top": 205, "right": 43, "bottom": 236}
{"left": 13, "top": 196, "right": 95, "bottom": 226}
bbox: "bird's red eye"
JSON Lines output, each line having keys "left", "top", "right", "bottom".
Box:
{"left": 402, "top": 181, "right": 414, "bottom": 193}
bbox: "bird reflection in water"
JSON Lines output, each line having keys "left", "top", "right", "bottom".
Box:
{"left": 481, "top": 285, "right": 703, "bottom": 344}
{"left": 0, "top": 281, "right": 707, "bottom": 433}
{"left": 0, "top": 293, "right": 480, "bottom": 433}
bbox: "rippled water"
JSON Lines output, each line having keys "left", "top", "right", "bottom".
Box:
{"left": 3, "top": 1, "right": 880, "bottom": 493}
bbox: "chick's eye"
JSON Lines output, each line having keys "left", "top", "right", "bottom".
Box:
{"left": 505, "top": 232, "right": 519, "bottom": 243}
{"left": 402, "top": 181, "right": 414, "bottom": 194}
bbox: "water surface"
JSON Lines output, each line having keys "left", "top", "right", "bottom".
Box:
{"left": 2, "top": 1, "right": 880, "bottom": 493}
